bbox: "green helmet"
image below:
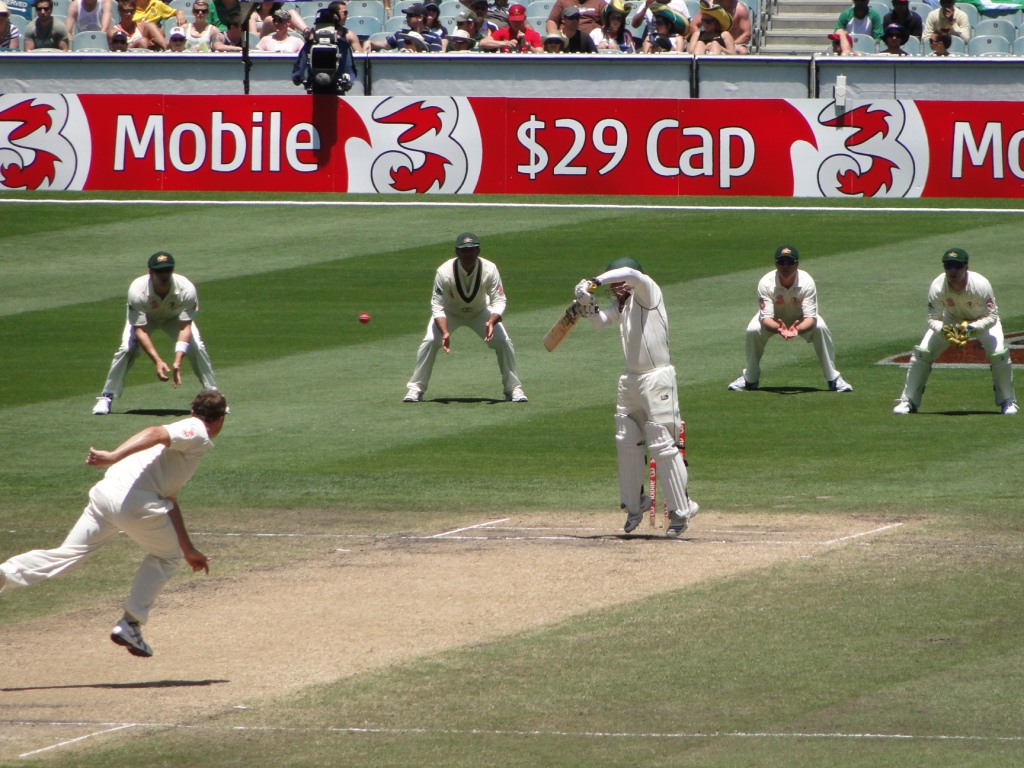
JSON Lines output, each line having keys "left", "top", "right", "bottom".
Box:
{"left": 606, "top": 257, "right": 643, "bottom": 273}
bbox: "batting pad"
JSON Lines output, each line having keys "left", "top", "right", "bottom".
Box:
{"left": 646, "top": 423, "right": 689, "bottom": 513}
{"left": 615, "top": 413, "right": 648, "bottom": 513}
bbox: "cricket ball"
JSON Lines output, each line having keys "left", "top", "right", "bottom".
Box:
{"left": 359, "top": 312, "right": 371, "bottom": 324}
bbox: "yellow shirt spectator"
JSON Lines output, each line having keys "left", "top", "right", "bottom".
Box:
{"left": 133, "top": 0, "right": 179, "bottom": 25}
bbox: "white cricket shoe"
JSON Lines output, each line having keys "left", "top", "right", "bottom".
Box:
{"left": 892, "top": 399, "right": 917, "bottom": 415}
{"left": 1001, "top": 400, "right": 1019, "bottom": 416}
{"left": 829, "top": 375, "right": 853, "bottom": 393}
{"left": 506, "top": 386, "right": 528, "bottom": 402}
{"left": 92, "top": 395, "right": 112, "bottom": 415}
{"left": 110, "top": 618, "right": 153, "bottom": 658}
{"left": 403, "top": 386, "right": 422, "bottom": 403}
{"left": 623, "top": 494, "right": 654, "bottom": 534}
{"left": 666, "top": 499, "right": 699, "bottom": 538}
{"left": 727, "top": 375, "right": 757, "bottom": 391}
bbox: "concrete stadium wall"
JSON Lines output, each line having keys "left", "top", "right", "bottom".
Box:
{"left": 3, "top": 50, "right": 1024, "bottom": 99}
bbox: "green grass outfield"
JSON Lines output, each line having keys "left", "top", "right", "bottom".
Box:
{"left": 2, "top": 193, "right": 1023, "bottom": 767}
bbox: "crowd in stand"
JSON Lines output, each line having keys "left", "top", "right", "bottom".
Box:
{"left": 829, "top": 0, "right": 1024, "bottom": 56}
{"left": 0, "top": 0, "right": 1019, "bottom": 56}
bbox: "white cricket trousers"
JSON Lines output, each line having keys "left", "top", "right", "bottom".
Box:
{"left": 900, "top": 320, "right": 1015, "bottom": 407}
{"left": 742, "top": 314, "right": 840, "bottom": 384}
{"left": 407, "top": 310, "right": 522, "bottom": 396}
{"left": 0, "top": 483, "right": 182, "bottom": 624}
{"left": 102, "top": 320, "right": 217, "bottom": 398}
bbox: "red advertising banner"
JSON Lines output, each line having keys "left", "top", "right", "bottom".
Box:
{"left": 1, "top": 93, "right": 1023, "bottom": 197}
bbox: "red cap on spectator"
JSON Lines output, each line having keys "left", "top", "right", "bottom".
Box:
{"left": 508, "top": 3, "right": 526, "bottom": 20}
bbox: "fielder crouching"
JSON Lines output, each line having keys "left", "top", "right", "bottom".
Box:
{"left": 574, "top": 258, "right": 698, "bottom": 537}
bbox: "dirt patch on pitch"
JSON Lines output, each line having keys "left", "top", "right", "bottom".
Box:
{"left": 0, "top": 512, "right": 907, "bottom": 760}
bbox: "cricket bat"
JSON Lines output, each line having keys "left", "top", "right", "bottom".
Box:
{"left": 543, "top": 301, "right": 582, "bottom": 352}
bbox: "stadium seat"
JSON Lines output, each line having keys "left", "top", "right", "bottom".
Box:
{"left": 439, "top": 13, "right": 458, "bottom": 32}
{"left": 168, "top": 0, "right": 193, "bottom": 12}
{"left": 1015, "top": 35, "right": 1024, "bottom": 55}
{"left": 527, "top": 13, "right": 548, "bottom": 30}
{"left": 71, "top": 29, "right": 108, "bottom": 50}
{"left": 948, "top": 35, "right": 966, "bottom": 54}
{"left": 850, "top": 32, "right": 878, "bottom": 53}
{"left": 347, "top": 0, "right": 386, "bottom": 23}
{"left": 956, "top": 2, "right": 978, "bottom": 27}
{"left": 526, "top": 0, "right": 554, "bottom": 19}
{"left": 682, "top": 0, "right": 700, "bottom": 17}
{"left": 869, "top": 1, "right": 889, "bottom": 19}
{"left": 391, "top": 0, "right": 418, "bottom": 15}
{"left": 902, "top": 35, "right": 920, "bottom": 54}
{"left": 908, "top": 2, "right": 931, "bottom": 21}
{"left": 347, "top": 14, "right": 383, "bottom": 37}
{"left": 438, "top": 0, "right": 463, "bottom": 15}
{"left": 973, "top": 18, "right": 1015, "bottom": 44}
{"left": 968, "top": 34, "right": 1010, "bottom": 55}
{"left": 366, "top": 30, "right": 390, "bottom": 45}
{"left": 383, "top": 14, "right": 406, "bottom": 33}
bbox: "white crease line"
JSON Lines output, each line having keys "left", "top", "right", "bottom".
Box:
{"left": 428, "top": 519, "right": 511, "bottom": 538}
{"left": 6, "top": 721, "right": 1023, "bottom": 743}
{"left": 18, "top": 724, "right": 137, "bottom": 758}
{"left": 2, "top": 198, "right": 1024, "bottom": 215}
{"left": 824, "top": 522, "right": 904, "bottom": 545}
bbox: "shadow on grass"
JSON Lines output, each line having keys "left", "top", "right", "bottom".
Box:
{"left": 927, "top": 410, "right": 1003, "bottom": 417}
{"left": 429, "top": 397, "right": 505, "bottom": 405}
{"left": 754, "top": 386, "right": 822, "bottom": 395}
{"left": 124, "top": 409, "right": 192, "bottom": 417}
{"left": 2, "top": 679, "right": 229, "bottom": 692}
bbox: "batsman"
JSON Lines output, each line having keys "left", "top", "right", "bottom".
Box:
{"left": 574, "top": 258, "right": 698, "bottom": 537}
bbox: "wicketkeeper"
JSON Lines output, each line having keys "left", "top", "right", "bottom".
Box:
{"left": 574, "top": 257, "right": 698, "bottom": 537}
{"left": 894, "top": 247, "right": 1017, "bottom": 415}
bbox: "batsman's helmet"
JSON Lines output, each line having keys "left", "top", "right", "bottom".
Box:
{"left": 606, "top": 256, "right": 643, "bottom": 273}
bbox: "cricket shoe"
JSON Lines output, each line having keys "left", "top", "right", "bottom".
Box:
{"left": 92, "top": 395, "right": 113, "bottom": 415}
{"left": 111, "top": 618, "right": 153, "bottom": 658}
{"left": 403, "top": 387, "right": 422, "bottom": 403}
{"left": 506, "top": 386, "right": 528, "bottom": 402}
{"left": 623, "top": 494, "right": 654, "bottom": 534}
{"left": 1001, "top": 400, "right": 1019, "bottom": 416}
{"left": 727, "top": 376, "right": 758, "bottom": 391}
{"left": 666, "top": 499, "right": 699, "bottom": 538}
{"left": 829, "top": 375, "right": 853, "bottom": 393}
{"left": 892, "top": 399, "right": 917, "bottom": 415}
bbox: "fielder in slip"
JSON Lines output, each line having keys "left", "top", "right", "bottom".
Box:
{"left": 573, "top": 258, "right": 698, "bottom": 538}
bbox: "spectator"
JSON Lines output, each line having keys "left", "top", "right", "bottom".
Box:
{"left": 448, "top": 8, "right": 480, "bottom": 41}
{"left": 880, "top": 21, "right": 909, "bottom": 53}
{"left": 109, "top": 0, "right": 164, "bottom": 49}
{"left": 183, "top": 0, "right": 226, "bottom": 50}
{"left": 480, "top": 3, "right": 541, "bottom": 51}
{"left": 24, "top": 0, "right": 70, "bottom": 49}
{"left": 216, "top": 10, "right": 244, "bottom": 49}
{"left": 248, "top": 0, "right": 303, "bottom": 36}
{"left": 369, "top": 3, "right": 442, "bottom": 50}
{"left": 927, "top": 28, "right": 953, "bottom": 54}
{"left": 108, "top": 24, "right": 127, "bottom": 47}
{"left": 559, "top": 6, "right": 596, "bottom": 51}
{"left": 210, "top": 0, "right": 241, "bottom": 31}
{"left": 400, "top": 29, "right": 430, "bottom": 50}
{"left": 165, "top": 23, "right": 187, "bottom": 49}
{"left": 0, "top": 1, "right": 23, "bottom": 49}
{"left": 833, "top": 0, "right": 883, "bottom": 54}
{"left": 422, "top": 2, "right": 447, "bottom": 44}
{"left": 630, "top": 0, "right": 690, "bottom": 37}
{"left": 542, "top": 29, "right": 567, "bottom": 50}
{"left": 133, "top": 0, "right": 183, "bottom": 27}
{"left": 256, "top": 7, "right": 301, "bottom": 50}
{"left": 469, "top": 0, "right": 498, "bottom": 35}
{"left": 447, "top": 27, "right": 477, "bottom": 49}
{"left": 882, "top": 0, "right": 922, "bottom": 39}
{"left": 545, "top": 0, "right": 603, "bottom": 35}
{"left": 826, "top": 30, "right": 845, "bottom": 54}
{"left": 593, "top": 0, "right": 637, "bottom": 52}
{"left": 641, "top": 7, "right": 686, "bottom": 52}
{"left": 922, "top": 0, "right": 969, "bottom": 43}
{"left": 485, "top": 0, "right": 509, "bottom": 29}
{"left": 66, "top": 0, "right": 112, "bottom": 38}
{"left": 688, "top": 0, "right": 750, "bottom": 53}
{"left": 688, "top": 0, "right": 735, "bottom": 54}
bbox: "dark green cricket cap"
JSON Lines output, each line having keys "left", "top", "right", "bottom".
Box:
{"left": 148, "top": 251, "right": 175, "bottom": 271}
{"left": 942, "top": 247, "right": 969, "bottom": 264}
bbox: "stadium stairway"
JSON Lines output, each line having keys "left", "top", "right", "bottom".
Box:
{"left": 759, "top": 0, "right": 852, "bottom": 54}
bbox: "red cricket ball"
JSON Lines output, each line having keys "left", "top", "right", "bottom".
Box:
{"left": 359, "top": 312, "right": 371, "bottom": 324}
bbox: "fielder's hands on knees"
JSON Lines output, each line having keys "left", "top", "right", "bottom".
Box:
{"left": 442, "top": 332, "right": 451, "bottom": 353}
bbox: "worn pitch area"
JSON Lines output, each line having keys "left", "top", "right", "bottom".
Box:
{"left": 0, "top": 512, "right": 905, "bottom": 761}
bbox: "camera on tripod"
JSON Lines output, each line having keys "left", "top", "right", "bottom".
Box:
{"left": 301, "top": 8, "right": 353, "bottom": 95}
